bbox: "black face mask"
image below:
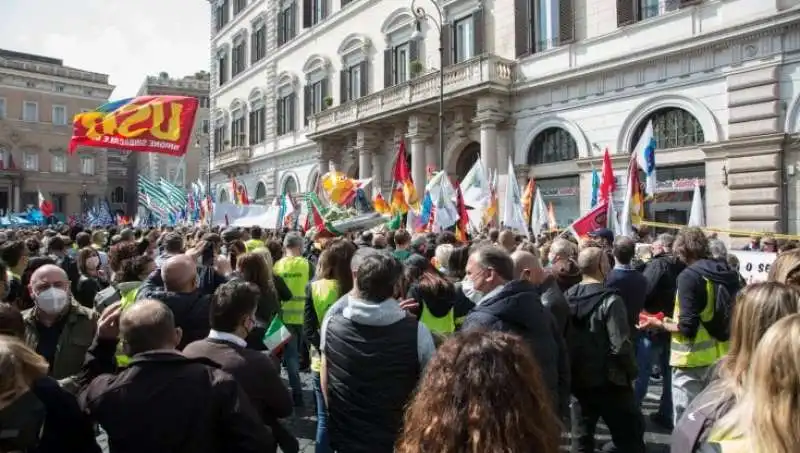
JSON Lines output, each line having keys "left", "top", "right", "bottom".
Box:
{"left": 0, "top": 390, "right": 46, "bottom": 452}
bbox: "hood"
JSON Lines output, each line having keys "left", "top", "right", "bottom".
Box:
{"left": 566, "top": 283, "right": 616, "bottom": 320}
{"left": 687, "top": 259, "right": 741, "bottom": 290}
{"left": 478, "top": 280, "right": 545, "bottom": 330}
{"left": 410, "top": 282, "right": 456, "bottom": 317}
{"left": 145, "top": 287, "right": 206, "bottom": 308}
{"left": 551, "top": 257, "right": 580, "bottom": 279}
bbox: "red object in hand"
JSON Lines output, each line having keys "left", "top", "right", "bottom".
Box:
{"left": 639, "top": 311, "right": 665, "bottom": 323}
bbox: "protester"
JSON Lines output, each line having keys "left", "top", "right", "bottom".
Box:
{"left": 605, "top": 235, "right": 648, "bottom": 333}
{"left": 231, "top": 251, "right": 282, "bottom": 350}
{"left": 74, "top": 247, "right": 109, "bottom": 309}
{"left": 512, "top": 250, "right": 569, "bottom": 336}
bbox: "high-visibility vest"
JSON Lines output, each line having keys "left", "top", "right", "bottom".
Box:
{"left": 420, "top": 304, "right": 455, "bottom": 334}
{"left": 115, "top": 286, "right": 141, "bottom": 367}
{"left": 670, "top": 279, "right": 729, "bottom": 368}
{"left": 6, "top": 270, "right": 19, "bottom": 281}
{"left": 704, "top": 428, "right": 749, "bottom": 453}
{"left": 273, "top": 256, "right": 311, "bottom": 325}
{"left": 244, "top": 239, "right": 265, "bottom": 253}
{"left": 310, "top": 279, "right": 339, "bottom": 373}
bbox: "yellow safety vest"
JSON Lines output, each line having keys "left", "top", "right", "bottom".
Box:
{"left": 273, "top": 256, "right": 311, "bottom": 325}
{"left": 310, "top": 279, "right": 339, "bottom": 373}
{"left": 244, "top": 239, "right": 265, "bottom": 253}
{"left": 420, "top": 304, "right": 455, "bottom": 334}
{"left": 670, "top": 279, "right": 729, "bottom": 368}
{"left": 6, "top": 270, "right": 20, "bottom": 281}
{"left": 705, "top": 428, "right": 750, "bottom": 453}
{"left": 115, "top": 286, "right": 141, "bottom": 367}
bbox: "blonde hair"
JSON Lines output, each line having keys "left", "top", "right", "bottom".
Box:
{"left": 0, "top": 335, "right": 48, "bottom": 409}
{"left": 434, "top": 244, "right": 454, "bottom": 270}
{"left": 717, "top": 314, "right": 800, "bottom": 452}
{"left": 768, "top": 249, "right": 800, "bottom": 287}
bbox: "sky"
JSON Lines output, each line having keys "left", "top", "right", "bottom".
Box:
{"left": 0, "top": 0, "right": 210, "bottom": 98}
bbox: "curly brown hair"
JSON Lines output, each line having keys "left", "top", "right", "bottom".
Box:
{"left": 673, "top": 227, "right": 709, "bottom": 264}
{"left": 396, "top": 330, "right": 561, "bottom": 453}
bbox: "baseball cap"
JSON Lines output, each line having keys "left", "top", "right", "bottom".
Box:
{"left": 588, "top": 228, "right": 615, "bottom": 245}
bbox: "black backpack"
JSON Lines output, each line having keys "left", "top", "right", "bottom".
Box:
{"left": 700, "top": 278, "right": 736, "bottom": 342}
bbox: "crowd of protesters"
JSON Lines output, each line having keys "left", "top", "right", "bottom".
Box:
{"left": 0, "top": 222, "right": 799, "bottom": 453}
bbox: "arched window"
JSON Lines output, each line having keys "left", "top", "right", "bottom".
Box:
{"left": 282, "top": 176, "right": 298, "bottom": 195}
{"left": 111, "top": 186, "right": 125, "bottom": 203}
{"left": 527, "top": 128, "right": 578, "bottom": 165}
{"left": 254, "top": 181, "right": 267, "bottom": 203}
{"left": 218, "top": 189, "right": 230, "bottom": 203}
{"left": 631, "top": 107, "right": 705, "bottom": 151}
{"left": 455, "top": 142, "right": 481, "bottom": 179}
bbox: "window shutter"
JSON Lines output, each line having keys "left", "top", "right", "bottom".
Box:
{"left": 441, "top": 23, "right": 453, "bottom": 68}
{"left": 384, "top": 48, "right": 393, "bottom": 88}
{"left": 679, "top": 0, "right": 701, "bottom": 6}
{"left": 359, "top": 61, "right": 368, "bottom": 97}
{"left": 559, "top": 0, "right": 575, "bottom": 44}
{"left": 277, "top": 13, "right": 285, "bottom": 45}
{"left": 616, "top": 0, "right": 636, "bottom": 27}
{"left": 276, "top": 98, "right": 284, "bottom": 135}
{"left": 340, "top": 69, "right": 347, "bottom": 102}
{"left": 250, "top": 33, "right": 257, "bottom": 62}
{"left": 514, "top": 0, "right": 530, "bottom": 57}
{"left": 291, "top": 2, "right": 298, "bottom": 36}
{"left": 302, "top": 0, "right": 312, "bottom": 28}
{"left": 304, "top": 85, "right": 311, "bottom": 125}
{"left": 321, "top": 0, "right": 328, "bottom": 19}
{"left": 321, "top": 79, "right": 329, "bottom": 110}
{"left": 409, "top": 39, "right": 419, "bottom": 62}
{"left": 473, "top": 9, "right": 485, "bottom": 56}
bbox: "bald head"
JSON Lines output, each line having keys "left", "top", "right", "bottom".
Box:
{"left": 120, "top": 299, "right": 180, "bottom": 355}
{"left": 498, "top": 230, "right": 516, "bottom": 253}
{"left": 161, "top": 255, "right": 197, "bottom": 293}
{"left": 31, "top": 264, "right": 68, "bottom": 284}
{"left": 511, "top": 250, "right": 545, "bottom": 284}
{"left": 577, "top": 247, "right": 608, "bottom": 279}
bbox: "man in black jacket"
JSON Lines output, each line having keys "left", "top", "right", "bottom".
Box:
{"left": 565, "top": 246, "right": 644, "bottom": 453}
{"left": 462, "top": 246, "right": 567, "bottom": 418}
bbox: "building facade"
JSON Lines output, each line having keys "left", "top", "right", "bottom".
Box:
{"left": 130, "top": 72, "right": 211, "bottom": 213}
{"left": 208, "top": 0, "right": 800, "bottom": 239}
{"left": 0, "top": 49, "right": 114, "bottom": 220}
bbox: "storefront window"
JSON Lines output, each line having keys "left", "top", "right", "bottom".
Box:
{"left": 644, "top": 164, "right": 705, "bottom": 230}
{"left": 536, "top": 176, "right": 580, "bottom": 228}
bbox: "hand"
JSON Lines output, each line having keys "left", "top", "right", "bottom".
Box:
{"left": 214, "top": 255, "right": 232, "bottom": 276}
{"left": 636, "top": 316, "right": 664, "bottom": 331}
{"left": 399, "top": 298, "right": 419, "bottom": 318}
{"left": 97, "top": 302, "right": 123, "bottom": 340}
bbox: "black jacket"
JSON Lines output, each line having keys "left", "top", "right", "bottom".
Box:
{"left": 538, "top": 275, "right": 569, "bottom": 338}
{"left": 642, "top": 253, "right": 685, "bottom": 317}
{"left": 565, "top": 283, "right": 636, "bottom": 389}
{"left": 462, "top": 280, "right": 570, "bottom": 417}
{"left": 136, "top": 274, "right": 212, "bottom": 350}
{"left": 29, "top": 376, "right": 100, "bottom": 453}
{"left": 675, "top": 259, "right": 741, "bottom": 339}
{"left": 74, "top": 275, "right": 108, "bottom": 309}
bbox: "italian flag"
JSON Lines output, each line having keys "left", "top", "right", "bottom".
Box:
{"left": 262, "top": 316, "right": 292, "bottom": 355}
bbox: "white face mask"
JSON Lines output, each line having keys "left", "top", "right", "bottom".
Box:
{"left": 461, "top": 278, "right": 484, "bottom": 304}
{"left": 35, "top": 288, "right": 69, "bottom": 315}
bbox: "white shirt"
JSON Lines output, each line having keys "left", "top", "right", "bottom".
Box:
{"left": 207, "top": 329, "right": 247, "bottom": 348}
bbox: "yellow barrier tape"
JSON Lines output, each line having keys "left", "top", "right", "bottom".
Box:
{"left": 638, "top": 220, "right": 800, "bottom": 241}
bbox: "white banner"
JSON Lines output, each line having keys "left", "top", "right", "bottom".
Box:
{"left": 730, "top": 250, "right": 776, "bottom": 284}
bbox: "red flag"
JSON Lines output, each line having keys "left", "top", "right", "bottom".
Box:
{"left": 38, "top": 190, "right": 53, "bottom": 217}
{"left": 568, "top": 201, "right": 608, "bottom": 238}
{"left": 599, "top": 148, "right": 615, "bottom": 203}
{"left": 393, "top": 140, "right": 411, "bottom": 182}
{"left": 455, "top": 181, "right": 469, "bottom": 242}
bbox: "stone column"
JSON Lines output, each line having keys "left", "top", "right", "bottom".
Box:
{"left": 6, "top": 185, "right": 11, "bottom": 213}
{"left": 13, "top": 183, "right": 20, "bottom": 212}
{"left": 475, "top": 96, "right": 508, "bottom": 175}
{"left": 358, "top": 149, "right": 372, "bottom": 180}
{"left": 371, "top": 151, "right": 384, "bottom": 197}
{"left": 318, "top": 156, "right": 330, "bottom": 176}
{"left": 355, "top": 128, "right": 380, "bottom": 183}
{"left": 480, "top": 121, "right": 498, "bottom": 172}
{"left": 408, "top": 115, "right": 434, "bottom": 197}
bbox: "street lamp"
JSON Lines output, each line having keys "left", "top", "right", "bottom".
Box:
{"left": 410, "top": 0, "right": 446, "bottom": 174}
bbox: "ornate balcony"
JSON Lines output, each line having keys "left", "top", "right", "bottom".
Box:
{"left": 213, "top": 146, "right": 252, "bottom": 174}
{"left": 308, "top": 54, "right": 515, "bottom": 139}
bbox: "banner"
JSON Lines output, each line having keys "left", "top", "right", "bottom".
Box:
{"left": 730, "top": 250, "right": 776, "bottom": 284}
{"left": 69, "top": 96, "right": 199, "bottom": 156}
{"left": 569, "top": 201, "right": 608, "bottom": 238}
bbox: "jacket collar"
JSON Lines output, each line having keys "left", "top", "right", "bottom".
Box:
{"left": 24, "top": 301, "right": 90, "bottom": 326}
{"left": 127, "top": 350, "right": 221, "bottom": 369}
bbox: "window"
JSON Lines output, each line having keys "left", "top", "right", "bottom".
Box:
{"left": 55, "top": 84, "right": 65, "bottom": 93}
{"left": 232, "top": 38, "right": 246, "bottom": 77}
{"left": 639, "top": 0, "right": 679, "bottom": 20}
{"left": 631, "top": 108, "right": 705, "bottom": 150}
{"left": 231, "top": 115, "right": 246, "bottom": 146}
{"left": 23, "top": 152, "right": 38, "bottom": 171}
{"left": 276, "top": 93, "right": 296, "bottom": 135}
{"left": 215, "top": 0, "right": 230, "bottom": 30}
{"left": 52, "top": 105, "right": 67, "bottom": 125}
{"left": 217, "top": 51, "right": 229, "bottom": 85}
{"left": 112, "top": 187, "right": 126, "bottom": 203}
{"left": 202, "top": 119, "right": 210, "bottom": 134}
{"left": 214, "top": 125, "right": 228, "bottom": 153}
{"left": 234, "top": 0, "right": 247, "bottom": 15}
{"left": 0, "top": 98, "right": 5, "bottom": 119}
{"left": 23, "top": 101, "right": 38, "bottom": 122}
{"left": 454, "top": 16, "right": 474, "bottom": 63}
{"left": 384, "top": 41, "right": 418, "bottom": 87}
{"left": 277, "top": 2, "right": 298, "bottom": 46}
{"left": 51, "top": 194, "right": 66, "bottom": 214}
{"left": 199, "top": 96, "right": 210, "bottom": 108}
{"left": 249, "top": 106, "right": 266, "bottom": 144}
{"left": 251, "top": 23, "right": 267, "bottom": 63}
{"left": 527, "top": 127, "right": 578, "bottom": 165}
{"left": 51, "top": 154, "right": 66, "bottom": 173}
{"left": 534, "top": 0, "right": 560, "bottom": 51}
{"left": 303, "top": 0, "right": 327, "bottom": 28}
{"left": 304, "top": 79, "right": 327, "bottom": 125}
{"left": 341, "top": 62, "right": 367, "bottom": 102}
{"left": 80, "top": 156, "right": 95, "bottom": 175}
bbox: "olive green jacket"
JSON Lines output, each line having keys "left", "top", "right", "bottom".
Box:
{"left": 23, "top": 301, "right": 98, "bottom": 393}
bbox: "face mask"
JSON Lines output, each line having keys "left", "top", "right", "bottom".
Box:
{"left": 86, "top": 256, "right": 100, "bottom": 270}
{"left": 461, "top": 278, "right": 484, "bottom": 304}
{"left": 35, "top": 288, "right": 69, "bottom": 314}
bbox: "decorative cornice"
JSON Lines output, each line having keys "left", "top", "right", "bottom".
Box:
{"left": 701, "top": 133, "right": 787, "bottom": 160}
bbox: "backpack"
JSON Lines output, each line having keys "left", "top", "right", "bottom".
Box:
{"left": 701, "top": 278, "right": 736, "bottom": 342}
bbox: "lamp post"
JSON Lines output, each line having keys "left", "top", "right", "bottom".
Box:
{"left": 81, "top": 183, "right": 88, "bottom": 213}
{"left": 196, "top": 136, "right": 213, "bottom": 226}
{"left": 410, "top": 0, "right": 445, "bottom": 173}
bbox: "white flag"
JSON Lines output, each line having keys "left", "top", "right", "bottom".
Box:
{"left": 501, "top": 158, "right": 526, "bottom": 232}
{"left": 531, "top": 187, "right": 548, "bottom": 237}
{"left": 687, "top": 180, "right": 705, "bottom": 227}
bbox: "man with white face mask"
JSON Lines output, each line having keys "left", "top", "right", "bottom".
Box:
{"left": 21, "top": 264, "right": 98, "bottom": 394}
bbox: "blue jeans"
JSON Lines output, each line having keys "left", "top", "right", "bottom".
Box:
{"left": 634, "top": 333, "right": 672, "bottom": 420}
{"left": 312, "top": 372, "right": 332, "bottom": 453}
{"left": 283, "top": 324, "right": 304, "bottom": 398}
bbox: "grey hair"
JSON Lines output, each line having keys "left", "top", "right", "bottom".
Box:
{"left": 549, "top": 238, "right": 576, "bottom": 259}
{"left": 472, "top": 245, "right": 514, "bottom": 281}
{"left": 654, "top": 233, "right": 675, "bottom": 251}
{"left": 283, "top": 232, "right": 303, "bottom": 249}
{"left": 709, "top": 239, "right": 728, "bottom": 261}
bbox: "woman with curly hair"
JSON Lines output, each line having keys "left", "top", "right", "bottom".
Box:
{"left": 397, "top": 330, "right": 561, "bottom": 453}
